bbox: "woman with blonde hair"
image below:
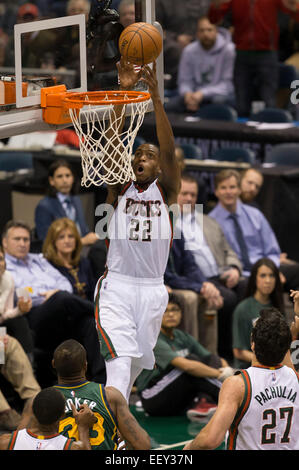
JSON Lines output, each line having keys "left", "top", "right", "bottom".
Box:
{"left": 43, "top": 218, "right": 96, "bottom": 301}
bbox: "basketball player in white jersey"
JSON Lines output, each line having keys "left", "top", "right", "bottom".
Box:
{"left": 94, "top": 58, "right": 181, "bottom": 402}
{"left": 0, "top": 387, "right": 96, "bottom": 450}
{"left": 184, "top": 307, "right": 299, "bottom": 450}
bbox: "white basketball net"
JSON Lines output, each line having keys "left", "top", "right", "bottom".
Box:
{"left": 68, "top": 95, "right": 150, "bottom": 187}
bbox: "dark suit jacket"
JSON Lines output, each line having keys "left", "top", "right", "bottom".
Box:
{"left": 35, "top": 195, "right": 90, "bottom": 241}
{"left": 164, "top": 232, "right": 206, "bottom": 293}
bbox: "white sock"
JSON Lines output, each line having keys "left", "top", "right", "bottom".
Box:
{"left": 126, "top": 363, "right": 143, "bottom": 403}
{"left": 105, "top": 356, "right": 132, "bottom": 402}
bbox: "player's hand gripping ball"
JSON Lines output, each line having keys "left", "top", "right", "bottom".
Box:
{"left": 119, "top": 22, "right": 162, "bottom": 65}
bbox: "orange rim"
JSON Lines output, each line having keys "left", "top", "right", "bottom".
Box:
{"left": 63, "top": 90, "right": 151, "bottom": 109}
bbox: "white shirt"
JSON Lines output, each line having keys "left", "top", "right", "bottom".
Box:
{"left": 180, "top": 211, "right": 219, "bottom": 278}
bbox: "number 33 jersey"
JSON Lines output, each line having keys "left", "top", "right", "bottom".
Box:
{"left": 106, "top": 180, "right": 173, "bottom": 278}
{"left": 227, "top": 365, "right": 299, "bottom": 450}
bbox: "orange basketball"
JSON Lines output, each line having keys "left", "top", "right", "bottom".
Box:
{"left": 118, "top": 22, "right": 162, "bottom": 65}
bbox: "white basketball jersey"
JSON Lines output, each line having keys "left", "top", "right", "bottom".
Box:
{"left": 106, "top": 180, "right": 173, "bottom": 278}
{"left": 227, "top": 365, "right": 299, "bottom": 450}
{"left": 8, "top": 429, "right": 74, "bottom": 450}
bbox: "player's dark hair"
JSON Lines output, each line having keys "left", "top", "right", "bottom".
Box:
{"left": 47, "top": 159, "right": 79, "bottom": 196}
{"left": 32, "top": 387, "right": 65, "bottom": 425}
{"left": 251, "top": 308, "right": 292, "bottom": 366}
{"left": 53, "top": 339, "right": 87, "bottom": 377}
{"left": 245, "top": 257, "right": 284, "bottom": 314}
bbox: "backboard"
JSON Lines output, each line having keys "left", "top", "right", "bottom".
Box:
{"left": 0, "top": 0, "right": 163, "bottom": 140}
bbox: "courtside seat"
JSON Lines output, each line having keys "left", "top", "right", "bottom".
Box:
{"left": 0, "top": 151, "right": 33, "bottom": 171}
{"left": 211, "top": 147, "right": 255, "bottom": 164}
{"left": 250, "top": 107, "right": 293, "bottom": 123}
{"left": 196, "top": 103, "right": 238, "bottom": 122}
{"left": 179, "top": 143, "right": 203, "bottom": 159}
{"left": 264, "top": 143, "right": 299, "bottom": 166}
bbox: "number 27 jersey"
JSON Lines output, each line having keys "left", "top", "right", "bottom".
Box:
{"left": 106, "top": 179, "right": 173, "bottom": 279}
{"left": 227, "top": 365, "right": 299, "bottom": 450}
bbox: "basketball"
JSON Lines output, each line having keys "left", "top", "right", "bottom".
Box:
{"left": 118, "top": 22, "right": 162, "bottom": 65}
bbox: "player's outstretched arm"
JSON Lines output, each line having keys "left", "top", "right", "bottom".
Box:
{"left": 105, "top": 386, "right": 151, "bottom": 450}
{"left": 140, "top": 62, "right": 181, "bottom": 205}
{"left": 105, "top": 57, "right": 142, "bottom": 203}
{"left": 184, "top": 375, "right": 244, "bottom": 450}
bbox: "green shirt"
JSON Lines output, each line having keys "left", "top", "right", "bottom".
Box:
{"left": 136, "top": 328, "right": 211, "bottom": 391}
{"left": 54, "top": 381, "right": 118, "bottom": 450}
{"left": 232, "top": 297, "right": 272, "bottom": 369}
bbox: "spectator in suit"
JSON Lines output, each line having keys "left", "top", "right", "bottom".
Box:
{"left": 209, "top": 169, "right": 299, "bottom": 292}
{"left": 2, "top": 220, "right": 106, "bottom": 387}
{"left": 34, "top": 159, "right": 107, "bottom": 279}
{"left": 35, "top": 159, "right": 98, "bottom": 245}
{"left": 42, "top": 218, "right": 96, "bottom": 301}
{"left": 168, "top": 173, "right": 246, "bottom": 360}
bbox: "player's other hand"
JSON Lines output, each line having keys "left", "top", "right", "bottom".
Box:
{"left": 140, "top": 62, "right": 159, "bottom": 98}
{"left": 70, "top": 403, "right": 97, "bottom": 428}
{"left": 117, "top": 56, "right": 141, "bottom": 90}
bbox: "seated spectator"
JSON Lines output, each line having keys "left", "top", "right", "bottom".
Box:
{"left": 43, "top": 218, "right": 96, "bottom": 301}
{"left": 156, "top": 0, "right": 212, "bottom": 90}
{"left": 240, "top": 168, "right": 264, "bottom": 208}
{"left": 4, "top": 3, "right": 55, "bottom": 68}
{"left": 52, "top": 339, "right": 151, "bottom": 450}
{"left": 0, "top": 387, "right": 96, "bottom": 450}
{"left": 118, "top": 0, "right": 135, "bottom": 28}
{"left": 136, "top": 293, "right": 233, "bottom": 420}
{"left": 34, "top": 159, "right": 108, "bottom": 278}
{"left": 164, "top": 230, "right": 224, "bottom": 356}
{"left": 0, "top": 334, "right": 41, "bottom": 432}
{"left": 175, "top": 148, "right": 209, "bottom": 204}
{"left": 165, "top": 16, "right": 235, "bottom": 114}
{"left": 209, "top": 169, "right": 299, "bottom": 292}
{"left": 209, "top": 0, "right": 299, "bottom": 117}
{"left": 0, "top": 3, "right": 18, "bottom": 36}
{"left": 0, "top": 246, "right": 34, "bottom": 359}
{"left": 232, "top": 258, "right": 284, "bottom": 369}
{"left": 240, "top": 167, "right": 298, "bottom": 268}
{"left": 174, "top": 173, "right": 247, "bottom": 359}
{"left": 2, "top": 220, "right": 106, "bottom": 387}
{"left": 35, "top": 159, "right": 98, "bottom": 245}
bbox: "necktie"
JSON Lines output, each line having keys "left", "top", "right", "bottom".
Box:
{"left": 64, "top": 197, "right": 76, "bottom": 221}
{"left": 229, "top": 213, "right": 252, "bottom": 271}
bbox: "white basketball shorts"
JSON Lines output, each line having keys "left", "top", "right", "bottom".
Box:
{"left": 94, "top": 271, "right": 169, "bottom": 370}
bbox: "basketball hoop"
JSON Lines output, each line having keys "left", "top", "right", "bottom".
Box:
{"left": 41, "top": 86, "right": 151, "bottom": 187}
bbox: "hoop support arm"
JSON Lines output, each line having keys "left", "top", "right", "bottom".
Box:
{"left": 40, "top": 84, "right": 80, "bottom": 125}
